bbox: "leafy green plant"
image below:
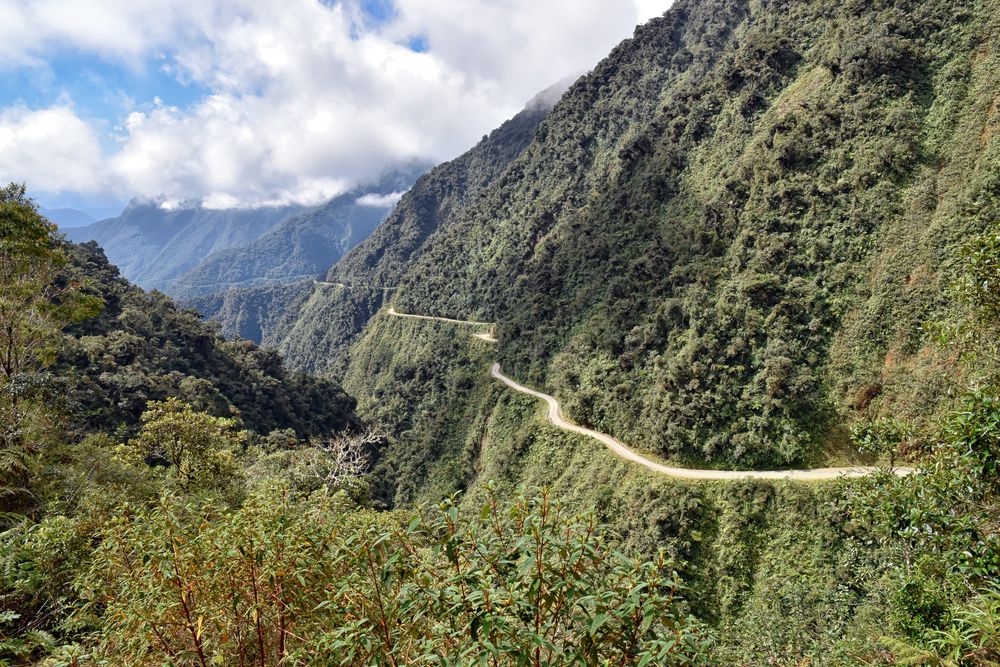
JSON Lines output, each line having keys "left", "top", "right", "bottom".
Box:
{"left": 852, "top": 417, "right": 915, "bottom": 469}
{"left": 78, "top": 487, "right": 710, "bottom": 665}
{"left": 0, "top": 183, "right": 101, "bottom": 512}
{"left": 881, "top": 585, "right": 1000, "bottom": 666}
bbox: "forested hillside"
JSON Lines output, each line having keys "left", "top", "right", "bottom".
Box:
{"left": 1, "top": 0, "right": 998, "bottom": 662}
{"left": 282, "top": 0, "right": 998, "bottom": 470}
{"left": 0, "top": 184, "right": 712, "bottom": 665}
{"left": 176, "top": 168, "right": 426, "bottom": 343}
{"left": 184, "top": 279, "right": 313, "bottom": 343}
{"left": 266, "top": 0, "right": 1000, "bottom": 661}
{"left": 57, "top": 242, "right": 359, "bottom": 438}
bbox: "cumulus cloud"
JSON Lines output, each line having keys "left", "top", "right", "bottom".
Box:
{"left": 0, "top": 105, "right": 105, "bottom": 192}
{"left": 0, "top": 0, "right": 673, "bottom": 207}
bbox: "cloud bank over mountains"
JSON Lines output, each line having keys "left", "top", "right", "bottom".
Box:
{"left": 0, "top": 0, "right": 671, "bottom": 208}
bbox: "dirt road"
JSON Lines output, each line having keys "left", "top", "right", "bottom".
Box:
{"left": 387, "top": 306, "right": 495, "bottom": 328}
{"left": 490, "top": 363, "right": 913, "bottom": 481}
{"left": 385, "top": 306, "right": 914, "bottom": 481}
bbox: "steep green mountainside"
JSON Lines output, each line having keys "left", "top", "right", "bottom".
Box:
{"left": 170, "top": 166, "right": 427, "bottom": 303}
{"left": 275, "top": 84, "right": 567, "bottom": 372}
{"left": 265, "top": 1, "right": 999, "bottom": 657}
{"left": 65, "top": 201, "right": 302, "bottom": 292}
{"left": 0, "top": 0, "right": 996, "bottom": 654}
{"left": 184, "top": 279, "right": 313, "bottom": 344}
{"left": 282, "top": 0, "right": 998, "bottom": 474}
{"left": 1, "top": 187, "right": 723, "bottom": 665}
{"left": 56, "top": 241, "right": 359, "bottom": 439}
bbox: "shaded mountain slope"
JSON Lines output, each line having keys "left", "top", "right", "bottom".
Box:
{"left": 184, "top": 279, "right": 313, "bottom": 344}
{"left": 40, "top": 207, "right": 95, "bottom": 228}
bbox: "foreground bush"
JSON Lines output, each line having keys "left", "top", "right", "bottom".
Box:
{"left": 78, "top": 487, "right": 709, "bottom": 665}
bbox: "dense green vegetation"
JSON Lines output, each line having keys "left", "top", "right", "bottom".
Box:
{"left": 282, "top": 0, "right": 999, "bottom": 470}
{"left": 79, "top": 489, "right": 708, "bottom": 665}
{"left": 183, "top": 279, "right": 313, "bottom": 345}
{"left": 264, "top": 0, "right": 999, "bottom": 662}
{"left": 55, "top": 241, "right": 359, "bottom": 440}
{"left": 276, "top": 84, "right": 565, "bottom": 375}
{"left": 0, "top": 188, "right": 713, "bottom": 665}
{"left": 2, "top": 0, "right": 998, "bottom": 660}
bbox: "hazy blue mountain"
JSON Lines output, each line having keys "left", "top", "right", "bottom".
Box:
{"left": 170, "top": 165, "right": 427, "bottom": 301}
{"left": 65, "top": 202, "right": 303, "bottom": 291}
{"left": 41, "top": 207, "right": 96, "bottom": 228}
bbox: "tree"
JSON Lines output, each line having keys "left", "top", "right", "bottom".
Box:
{"left": 129, "top": 398, "right": 247, "bottom": 493}
{"left": 851, "top": 416, "right": 913, "bottom": 470}
{"left": 954, "top": 226, "right": 1000, "bottom": 385}
{"left": 0, "top": 183, "right": 100, "bottom": 509}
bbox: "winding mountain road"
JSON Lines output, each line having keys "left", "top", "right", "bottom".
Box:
{"left": 490, "top": 364, "right": 913, "bottom": 481}
{"left": 387, "top": 306, "right": 494, "bottom": 327}
{"left": 315, "top": 280, "right": 399, "bottom": 290}
{"left": 388, "top": 307, "right": 916, "bottom": 482}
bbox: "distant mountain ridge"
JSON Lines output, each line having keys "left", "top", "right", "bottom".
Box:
{"left": 170, "top": 165, "right": 428, "bottom": 300}
{"left": 65, "top": 202, "right": 303, "bottom": 292}
{"left": 41, "top": 206, "right": 96, "bottom": 228}
{"left": 65, "top": 166, "right": 427, "bottom": 322}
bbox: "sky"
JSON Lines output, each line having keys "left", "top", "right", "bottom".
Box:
{"left": 0, "top": 0, "right": 673, "bottom": 216}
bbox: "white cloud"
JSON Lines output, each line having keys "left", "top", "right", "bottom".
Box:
{"left": 633, "top": 0, "right": 671, "bottom": 22}
{"left": 0, "top": 105, "right": 105, "bottom": 192}
{"left": 0, "top": 0, "right": 673, "bottom": 207}
{"left": 356, "top": 190, "right": 408, "bottom": 208}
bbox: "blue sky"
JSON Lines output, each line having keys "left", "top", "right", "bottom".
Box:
{"left": 0, "top": 0, "right": 670, "bottom": 216}
{"left": 0, "top": 52, "right": 210, "bottom": 217}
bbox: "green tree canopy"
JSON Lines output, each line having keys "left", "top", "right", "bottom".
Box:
{"left": 0, "top": 183, "right": 100, "bottom": 508}
{"left": 129, "top": 398, "right": 247, "bottom": 493}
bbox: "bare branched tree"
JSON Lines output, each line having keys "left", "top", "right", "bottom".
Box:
{"left": 301, "top": 426, "right": 383, "bottom": 492}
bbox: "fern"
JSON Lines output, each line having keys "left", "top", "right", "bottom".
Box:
{"left": 880, "top": 636, "right": 955, "bottom": 667}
